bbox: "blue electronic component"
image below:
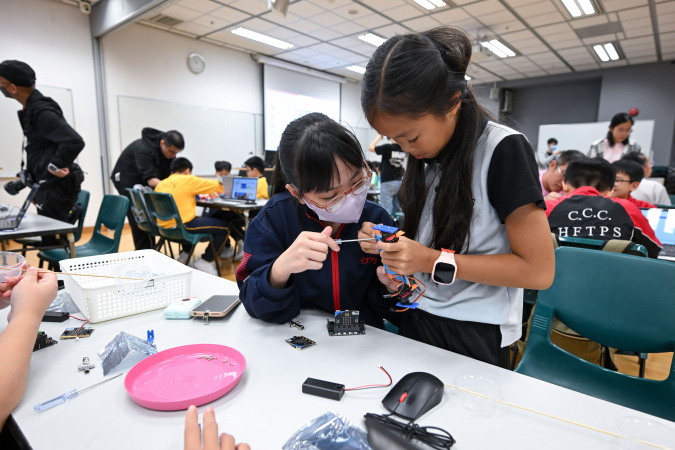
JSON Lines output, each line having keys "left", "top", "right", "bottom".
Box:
{"left": 373, "top": 224, "right": 399, "bottom": 234}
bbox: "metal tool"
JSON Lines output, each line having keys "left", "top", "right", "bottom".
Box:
{"left": 334, "top": 238, "right": 378, "bottom": 245}
{"left": 289, "top": 320, "right": 304, "bottom": 330}
{"left": 34, "top": 372, "right": 123, "bottom": 412}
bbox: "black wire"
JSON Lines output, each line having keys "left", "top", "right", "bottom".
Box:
{"left": 364, "top": 413, "right": 456, "bottom": 449}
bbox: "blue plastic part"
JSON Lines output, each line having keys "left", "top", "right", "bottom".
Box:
{"left": 147, "top": 330, "right": 154, "bottom": 344}
{"left": 373, "top": 224, "right": 399, "bottom": 233}
{"left": 396, "top": 302, "right": 419, "bottom": 309}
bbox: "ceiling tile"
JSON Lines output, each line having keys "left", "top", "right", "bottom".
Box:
{"left": 401, "top": 15, "right": 443, "bottom": 32}
{"left": 286, "top": 34, "right": 321, "bottom": 47}
{"left": 232, "top": 17, "right": 276, "bottom": 33}
{"left": 620, "top": 17, "right": 652, "bottom": 30}
{"left": 514, "top": 1, "right": 557, "bottom": 18}
{"left": 159, "top": 4, "right": 203, "bottom": 21}
{"left": 173, "top": 21, "right": 212, "bottom": 35}
{"left": 210, "top": 6, "right": 251, "bottom": 24}
{"left": 331, "top": 3, "right": 372, "bottom": 20}
{"left": 260, "top": 12, "right": 303, "bottom": 25}
{"left": 381, "top": 4, "right": 426, "bottom": 21}
{"left": 570, "top": 62, "right": 600, "bottom": 71}
{"left": 536, "top": 22, "right": 573, "bottom": 36}
{"left": 287, "top": 19, "right": 324, "bottom": 33}
{"left": 656, "top": 2, "right": 675, "bottom": 14}
{"left": 568, "top": 14, "right": 609, "bottom": 29}
{"left": 227, "top": 0, "right": 271, "bottom": 15}
{"left": 503, "top": 0, "right": 541, "bottom": 6}
{"left": 524, "top": 11, "right": 566, "bottom": 27}
{"left": 500, "top": 29, "right": 537, "bottom": 42}
{"left": 581, "top": 33, "right": 622, "bottom": 45}
{"left": 308, "top": 27, "right": 343, "bottom": 40}
{"left": 330, "top": 20, "right": 367, "bottom": 35}
{"left": 617, "top": 6, "right": 650, "bottom": 21}
{"left": 287, "top": 2, "right": 326, "bottom": 18}
{"left": 602, "top": 0, "right": 649, "bottom": 13}
{"left": 627, "top": 56, "right": 658, "bottom": 64}
{"left": 511, "top": 41, "right": 549, "bottom": 54}
{"left": 306, "top": 0, "right": 354, "bottom": 8}
{"left": 658, "top": 13, "right": 675, "bottom": 33}
{"left": 176, "top": 0, "right": 221, "bottom": 14}
{"left": 352, "top": 13, "right": 393, "bottom": 28}
{"left": 623, "top": 27, "right": 653, "bottom": 39}
{"left": 489, "top": 20, "right": 527, "bottom": 35}
{"left": 309, "top": 11, "right": 347, "bottom": 26}
{"left": 431, "top": 7, "right": 472, "bottom": 24}
{"left": 358, "top": 0, "right": 408, "bottom": 10}
{"left": 207, "top": 30, "right": 286, "bottom": 54}
{"left": 191, "top": 15, "right": 231, "bottom": 31}
{"left": 478, "top": 10, "right": 517, "bottom": 26}
{"left": 463, "top": 0, "right": 506, "bottom": 17}
{"left": 372, "top": 23, "right": 412, "bottom": 38}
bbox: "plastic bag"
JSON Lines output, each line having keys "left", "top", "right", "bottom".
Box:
{"left": 98, "top": 331, "right": 158, "bottom": 375}
{"left": 47, "top": 290, "right": 81, "bottom": 314}
{"left": 282, "top": 410, "right": 370, "bottom": 450}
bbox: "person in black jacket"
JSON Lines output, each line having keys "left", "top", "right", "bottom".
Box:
{"left": 110, "top": 127, "right": 184, "bottom": 249}
{"left": 236, "top": 113, "right": 396, "bottom": 327}
{"left": 0, "top": 60, "right": 85, "bottom": 246}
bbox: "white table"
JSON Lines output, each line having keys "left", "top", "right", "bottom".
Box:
{"left": 8, "top": 270, "right": 673, "bottom": 449}
{"left": 0, "top": 213, "right": 77, "bottom": 256}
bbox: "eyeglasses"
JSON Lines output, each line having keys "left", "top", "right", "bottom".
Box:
{"left": 614, "top": 179, "right": 632, "bottom": 185}
{"left": 556, "top": 164, "right": 566, "bottom": 177}
{"left": 303, "top": 167, "right": 372, "bottom": 213}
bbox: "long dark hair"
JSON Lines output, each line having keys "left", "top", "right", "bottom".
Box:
{"left": 607, "top": 112, "right": 633, "bottom": 146}
{"left": 361, "top": 26, "right": 491, "bottom": 253}
{"left": 271, "top": 113, "right": 365, "bottom": 197}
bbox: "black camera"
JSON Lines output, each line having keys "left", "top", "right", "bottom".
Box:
{"left": 4, "top": 171, "right": 33, "bottom": 196}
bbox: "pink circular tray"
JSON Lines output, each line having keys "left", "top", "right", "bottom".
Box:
{"left": 124, "top": 344, "right": 246, "bottom": 411}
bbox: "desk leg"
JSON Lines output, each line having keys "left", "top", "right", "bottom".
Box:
{"left": 1, "top": 240, "right": 6, "bottom": 251}
{"left": 244, "top": 211, "right": 250, "bottom": 228}
{"left": 67, "top": 233, "right": 76, "bottom": 258}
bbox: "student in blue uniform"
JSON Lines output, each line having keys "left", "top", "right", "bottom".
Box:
{"left": 358, "top": 27, "right": 555, "bottom": 367}
{"left": 236, "top": 113, "right": 395, "bottom": 327}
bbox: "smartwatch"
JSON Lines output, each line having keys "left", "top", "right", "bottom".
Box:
{"left": 432, "top": 249, "right": 457, "bottom": 285}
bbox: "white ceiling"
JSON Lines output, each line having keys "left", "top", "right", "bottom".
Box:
{"left": 130, "top": 0, "right": 674, "bottom": 83}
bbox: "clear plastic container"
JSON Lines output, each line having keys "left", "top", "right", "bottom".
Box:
{"left": 0, "top": 252, "right": 25, "bottom": 282}
{"left": 454, "top": 373, "right": 501, "bottom": 414}
{"left": 113, "top": 262, "right": 155, "bottom": 291}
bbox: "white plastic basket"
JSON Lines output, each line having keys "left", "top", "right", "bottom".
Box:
{"left": 59, "top": 250, "right": 192, "bottom": 323}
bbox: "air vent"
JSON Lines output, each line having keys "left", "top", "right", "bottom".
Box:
{"left": 574, "top": 22, "right": 623, "bottom": 39}
{"left": 148, "top": 14, "right": 183, "bottom": 27}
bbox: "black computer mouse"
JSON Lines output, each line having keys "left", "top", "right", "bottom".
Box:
{"left": 382, "top": 372, "right": 444, "bottom": 421}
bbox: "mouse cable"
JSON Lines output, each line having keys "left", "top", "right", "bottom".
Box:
{"left": 343, "top": 365, "right": 392, "bottom": 391}
{"left": 364, "top": 413, "right": 456, "bottom": 449}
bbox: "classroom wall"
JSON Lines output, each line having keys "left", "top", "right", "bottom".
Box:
{"left": 101, "top": 23, "right": 264, "bottom": 177}
{"left": 0, "top": 0, "right": 103, "bottom": 227}
{"left": 488, "top": 61, "right": 675, "bottom": 166}
{"left": 501, "top": 78, "right": 602, "bottom": 150}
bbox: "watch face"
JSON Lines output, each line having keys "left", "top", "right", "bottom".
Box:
{"left": 433, "top": 262, "right": 456, "bottom": 284}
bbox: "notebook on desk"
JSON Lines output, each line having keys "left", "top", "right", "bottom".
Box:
{"left": 642, "top": 208, "right": 675, "bottom": 257}
{"left": 0, "top": 184, "right": 40, "bottom": 231}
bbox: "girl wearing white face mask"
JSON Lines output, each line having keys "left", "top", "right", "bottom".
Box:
{"left": 236, "top": 113, "right": 396, "bottom": 327}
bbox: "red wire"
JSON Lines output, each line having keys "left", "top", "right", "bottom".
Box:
{"left": 343, "top": 366, "right": 392, "bottom": 391}
{"left": 68, "top": 315, "right": 88, "bottom": 321}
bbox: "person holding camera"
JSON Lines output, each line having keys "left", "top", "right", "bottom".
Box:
{"left": 0, "top": 60, "right": 85, "bottom": 247}
{"left": 110, "top": 127, "right": 184, "bottom": 250}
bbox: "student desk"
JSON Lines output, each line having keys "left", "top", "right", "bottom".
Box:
{"left": 8, "top": 269, "right": 672, "bottom": 449}
{"left": 196, "top": 198, "right": 266, "bottom": 228}
{"left": 0, "top": 213, "right": 77, "bottom": 257}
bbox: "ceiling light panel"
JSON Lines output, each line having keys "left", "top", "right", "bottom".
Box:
{"left": 231, "top": 28, "right": 294, "bottom": 49}
{"left": 346, "top": 65, "right": 366, "bottom": 74}
{"left": 561, "top": 0, "right": 597, "bottom": 18}
{"left": 358, "top": 33, "right": 386, "bottom": 47}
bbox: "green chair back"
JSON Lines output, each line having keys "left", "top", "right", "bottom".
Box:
{"left": 670, "top": 194, "right": 675, "bottom": 205}
{"left": 555, "top": 235, "right": 648, "bottom": 257}
{"left": 126, "top": 188, "right": 159, "bottom": 236}
{"left": 515, "top": 247, "right": 675, "bottom": 421}
{"left": 72, "top": 189, "right": 90, "bottom": 242}
{"left": 143, "top": 192, "right": 206, "bottom": 246}
{"left": 38, "top": 194, "right": 129, "bottom": 266}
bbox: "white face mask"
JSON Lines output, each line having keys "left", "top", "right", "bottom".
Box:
{"left": 304, "top": 187, "right": 368, "bottom": 224}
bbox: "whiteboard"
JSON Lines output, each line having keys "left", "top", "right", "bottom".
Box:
{"left": 117, "top": 96, "right": 261, "bottom": 177}
{"left": 0, "top": 85, "right": 74, "bottom": 177}
{"left": 537, "top": 120, "right": 655, "bottom": 162}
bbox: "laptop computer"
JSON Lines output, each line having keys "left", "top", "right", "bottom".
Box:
{"left": 0, "top": 184, "right": 40, "bottom": 231}
{"left": 219, "top": 175, "right": 235, "bottom": 199}
{"left": 642, "top": 208, "right": 675, "bottom": 257}
{"left": 230, "top": 177, "right": 259, "bottom": 202}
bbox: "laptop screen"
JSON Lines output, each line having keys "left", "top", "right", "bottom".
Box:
{"left": 642, "top": 208, "right": 675, "bottom": 245}
{"left": 232, "top": 177, "right": 258, "bottom": 201}
{"left": 219, "top": 175, "right": 234, "bottom": 199}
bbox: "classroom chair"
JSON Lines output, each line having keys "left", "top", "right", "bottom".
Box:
{"left": 126, "top": 188, "right": 170, "bottom": 256}
{"left": 517, "top": 234, "right": 649, "bottom": 374}
{"left": 37, "top": 194, "right": 129, "bottom": 271}
{"left": 143, "top": 192, "right": 221, "bottom": 277}
{"left": 515, "top": 247, "right": 675, "bottom": 421}
{"left": 15, "top": 189, "right": 90, "bottom": 255}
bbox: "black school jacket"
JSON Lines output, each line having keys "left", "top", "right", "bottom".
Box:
{"left": 18, "top": 90, "right": 84, "bottom": 184}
